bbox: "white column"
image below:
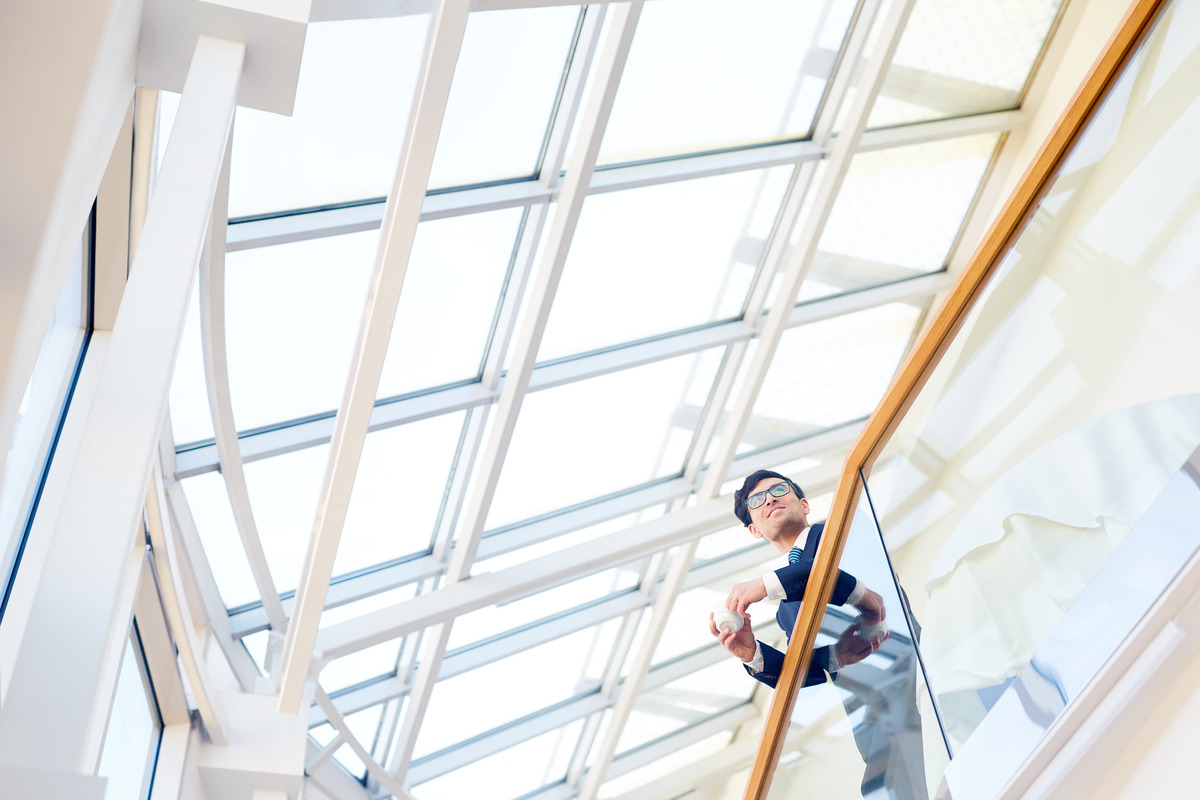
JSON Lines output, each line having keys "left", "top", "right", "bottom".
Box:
{"left": 0, "top": 0, "right": 141, "bottom": 539}
{"left": 0, "top": 35, "right": 244, "bottom": 773}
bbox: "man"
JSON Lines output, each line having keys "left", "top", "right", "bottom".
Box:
{"left": 709, "top": 469, "right": 888, "bottom": 688}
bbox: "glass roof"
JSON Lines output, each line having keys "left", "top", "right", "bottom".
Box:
{"left": 159, "top": 1, "right": 1071, "bottom": 796}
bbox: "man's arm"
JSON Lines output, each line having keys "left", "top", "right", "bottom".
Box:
{"left": 725, "top": 567, "right": 887, "bottom": 624}
{"left": 746, "top": 642, "right": 834, "bottom": 690}
{"left": 748, "top": 623, "right": 889, "bottom": 688}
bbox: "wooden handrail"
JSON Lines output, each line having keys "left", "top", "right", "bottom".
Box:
{"left": 742, "top": 1, "right": 1171, "bottom": 797}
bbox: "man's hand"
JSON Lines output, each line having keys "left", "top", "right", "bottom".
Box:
{"left": 726, "top": 578, "right": 768, "bottom": 615}
{"left": 710, "top": 611, "right": 757, "bottom": 663}
{"left": 854, "top": 588, "right": 886, "bottom": 624}
{"left": 833, "top": 621, "right": 889, "bottom": 669}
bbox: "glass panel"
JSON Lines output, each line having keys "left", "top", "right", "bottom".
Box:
{"left": 597, "top": 0, "right": 856, "bottom": 165}
{"left": 761, "top": 488, "right": 940, "bottom": 800}
{"left": 377, "top": 208, "right": 524, "bottom": 400}
{"left": 867, "top": 2, "right": 1200, "bottom": 781}
{"left": 1, "top": 221, "right": 89, "bottom": 600}
{"left": 412, "top": 720, "right": 584, "bottom": 800}
{"left": 741, "top": 301, "right": 924, "bottom": 454}
{"left": 182, "top": 471, "right": 259, "bottom": 609}
{"left": 226, "top": 231, "right": 375, "bottom": 432}
{"left": 239, "top": 413, "right": 462, "bottom": 595}
{"left": 320, "top": 640, "right": 402, "bottom": 693}
{"left": 866, "top": 0, "right": 1066, "bottom": 128}
{"left": 332, "top": 411, "right": 465, "bottom": 576}
{"left": 96, "top": 632, "right": 161, "bottom": 800}
{"left": 487, "top": 347, "right": 723, "bottom": 529}
{"left": 538, "top": 167, "right": 791, "bottom": 362}
{"left": 798, "top": 134, "right": 1000, "bottom": 302}
{"left": 414, "top": 619, "right": 620, "bottom": 758}
{"left": 428, "top": 6, "right": 579, "bottom": 189}
{"left": 227, "top": 15, "right": 430, "bottom": 217}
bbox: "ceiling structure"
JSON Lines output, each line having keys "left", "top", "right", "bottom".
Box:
{"left": 156, "top": 1, "right": 1070, "bottom": 798}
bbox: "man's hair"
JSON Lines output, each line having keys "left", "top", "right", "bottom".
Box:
{"left": 733, "top": 469, "right": 804, "bottom": 527}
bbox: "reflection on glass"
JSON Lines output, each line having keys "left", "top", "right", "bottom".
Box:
{"left": 743, "top": 301, "right": 924, "bottom": 454}
{"left": 428, "top": 6, "right": 579, "bottom": 189}
{"left": 487, "top": 346, "right": 723, "bottom": 529}
{"left": 865, "top": 0, "right": 1065, "bottom": 128}
{"left": 938, "top": 446, "right": 1200, "bottom": 798}
{"left": 96, "top": 631, "right": 161, "bottom": 800}
{"left": 226, "top": 16, "right": 430, "bottom": 217}
{"left": 798, "top": 134, "right": 1000, "bottom": 302}
{"left": 1, "top": 217, "right": 90, "bottom": 612}
{"left": 538, "top": 167, "right": 792, "bottom": 362}
{"left": 866, "top": 2, "right": 1200, "bottom": 787}
{"left": 760, "top": 487, "right": 943, "bottom": 800}
{"left": 598, "top": 0, "right": 856, "bottom": 165}
{"left": 226, "top": 231, "right": 376, "bottom": 432}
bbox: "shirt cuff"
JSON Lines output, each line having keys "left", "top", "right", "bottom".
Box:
{"left": 762, "top": 570, "right": 787, "bottom": 601}
{"left": 826, "top": 645, "right": 842, "bottom": 673}
{"left": 845, "top": 579, "right": 867, "bottom": 607}
{"left": 745, "top": 641, "right": 765, "bottom": 673}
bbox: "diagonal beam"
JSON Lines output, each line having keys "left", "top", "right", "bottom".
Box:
{"left": 314, "top": 688, "right": 416, "bottom": 800}
{"left": 275, "top": 0, "right": 471, "bottom": 714}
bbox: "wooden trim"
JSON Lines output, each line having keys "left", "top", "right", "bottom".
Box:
{"left": 742, "top": 1, "right": 1172, "bottom": 797}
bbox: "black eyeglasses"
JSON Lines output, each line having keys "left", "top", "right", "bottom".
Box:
{"left": 747, "top": 481, "right": 794, "bottom": 510}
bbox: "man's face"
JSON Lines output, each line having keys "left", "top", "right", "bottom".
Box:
{"left": 746, "top": 477, "right": 811, "bottom": 549}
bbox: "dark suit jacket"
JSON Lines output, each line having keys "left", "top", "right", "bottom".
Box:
{"left": 744, "top": 523, "right": 860, "bottom": 689}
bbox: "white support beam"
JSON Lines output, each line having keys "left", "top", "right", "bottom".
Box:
{"left": 314, "top": 688, "right": 416, "bottom": 800}
{"left": 276, "top": 0, "right": 471, "bottom": 714}
{"left": 200, "top": 131, "right": 288, "bottom": 634}
{"left": 305, "top": 738, "right": 374, "bottom": 800}
{"left": 146, "top": 470, "right": 230, "bottom": 744}
{"left": 0, "top": 34, "right": 244, "bottom": 771}
{"left": 163, "top": 477, "right": 263, "bottom": 690}
{"left": 134, "top": 556, "right": 191, "bottom": 726}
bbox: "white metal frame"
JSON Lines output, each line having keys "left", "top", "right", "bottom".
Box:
{"left": 145, "top": 0, "right": 1056, "bottom": 796}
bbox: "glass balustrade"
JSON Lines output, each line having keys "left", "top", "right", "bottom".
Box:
{"left": 858, "top": 0, "right": 1200, "bottom": 794}
{"left": 765, "top": 487, "right": 948, "bottom": 800}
